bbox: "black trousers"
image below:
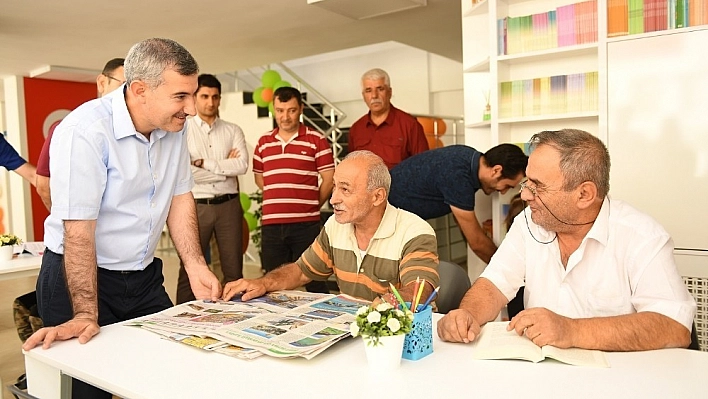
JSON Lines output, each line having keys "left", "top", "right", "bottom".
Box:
{"left": 261, "top": 221, "right": 329, "bottom": 293}
{"left": 36, "top": 249, "right": 173, "bottom": 399}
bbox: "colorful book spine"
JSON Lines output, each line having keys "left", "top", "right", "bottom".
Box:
{"left": 499, "top": 72, "right": 598, "bottom": 119}
{"left": 608, "top": 0, "right": 630, "bottom": 36}
{"left": 629, "top": 0, "right": 645, "bottom": 34}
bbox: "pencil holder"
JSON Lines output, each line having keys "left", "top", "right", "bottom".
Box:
{"left": 402, "top": 302, "right": 433, "bottom": 361}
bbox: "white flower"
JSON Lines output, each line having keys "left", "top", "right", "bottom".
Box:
{"left": 376, "top": 302, "right": 393, "bottom": 312}
{"left": 394, "top": 309, "right": 404, "bottom": 317}
{"left": 350, "top": 323, "right": 360, "bottom": 337}
{"left": 356, "top": 306, "right": 369, "bottom": 316}
{"left": 367, "top": 311, "right": 381, "bottom": 324}
{"left": 386, "top": 318, "right": 401, "bottom": 333}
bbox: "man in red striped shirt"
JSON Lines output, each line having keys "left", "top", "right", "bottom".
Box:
{"left": 253, "top": 87, "right": 334, "bottom": 293}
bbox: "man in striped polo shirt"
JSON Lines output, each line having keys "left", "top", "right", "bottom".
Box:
{"left": 223, "top": 151, "right": 439, "bottom": 303}
{"left": 252, "top": 87, "right": 334, "bottom": 293}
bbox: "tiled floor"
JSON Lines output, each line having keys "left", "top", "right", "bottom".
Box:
{"left": 0, "top": 254, "right": 263, "bottom": 399}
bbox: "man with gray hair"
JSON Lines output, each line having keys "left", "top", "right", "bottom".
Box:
{"left": 438, "top": 129, "right": 696, "bottom": 352}
{"left": 222, "top": 150, "right": 439, "bottom": 304}
{"left": 348, "top": 68, "right": 428, "bottom": 169}
{"left": 24, "top": 38, "right": 221, "bottom": 398}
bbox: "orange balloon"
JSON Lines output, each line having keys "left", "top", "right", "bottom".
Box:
{"left": 417, "top": 117, "right": 435, "bottom": 134}
{"left": 417, "top": 117, "right": 447, "bottom": 135}
{"left": 426, "top": 135, "right": 444, "bottom": 150}
{"left": 261, "top": 88, "right": 274, "bottom": 103}
{"left": 434, "top": 118, "right": 447, "bottom": 135}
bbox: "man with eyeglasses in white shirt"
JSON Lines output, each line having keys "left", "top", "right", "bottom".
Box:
{"left": 437, "top": 129, "right": 696, "bottom": 352}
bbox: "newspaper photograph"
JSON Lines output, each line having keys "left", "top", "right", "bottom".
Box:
{"left": 125, "top": 291, "right": 370, "bottom": 360}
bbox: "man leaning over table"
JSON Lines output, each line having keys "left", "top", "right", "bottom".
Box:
{"left": 23, "top": 38, "right": 221, "bottom": 399}
{"left": 437, "top": 129, "right": 696, "bottom": 351}
{"left": 223, "top": 150, "right": 439, "bottom": 304}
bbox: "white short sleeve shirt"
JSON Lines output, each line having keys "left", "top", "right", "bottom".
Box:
{"left": 481, "top": 197, "right": 696, "bottom": 331}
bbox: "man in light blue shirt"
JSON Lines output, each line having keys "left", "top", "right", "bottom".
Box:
{"left": 23, "top": 38, "right": 221, "bottom": 399}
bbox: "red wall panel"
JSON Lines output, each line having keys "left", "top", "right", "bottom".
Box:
{"left": 23, "top": 77, "right": 96, "bottom": 241}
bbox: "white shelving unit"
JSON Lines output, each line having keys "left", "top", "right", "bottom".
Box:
{"left": 461, "top": 0, "right": 606, "bottom": 260}
{"left": 461, "top": 0, "right": 708, "bottom": 278}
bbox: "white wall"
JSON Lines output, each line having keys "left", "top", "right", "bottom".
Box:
{"left": 219, "top": 92, "right": 272, "bottom": 199}
{"left": 283, "top": 42, "right": 463, "bottom": 127}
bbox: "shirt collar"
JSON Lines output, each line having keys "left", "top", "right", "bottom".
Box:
{"left": 372, "top": 203, "right": 399, "bottom": 240}
{"left": 365, "top": 105, "right": 398, "bottom": 127}
{"left": 193, "top": 114, "right": 219, "bottom": 128}
{"left": 584, "top": 196, "right": 611, "bottom": 246}
{"left": 111, "top": 86, "right": 168, "bottom": 142}
{"left": 271, "top": 123, "right": 305, "bottom": 141}
{"left": 470, "top": 150, "right": 481, "bottom": 189}
{"left": 342, "top": 203, "right": 399, "bottom": 242}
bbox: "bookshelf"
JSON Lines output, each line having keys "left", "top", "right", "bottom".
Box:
{"left": 461, "top": 0, "right": 605, "bottom": 264}
{"left": 461, "top": 0, "right": 708, "bottom": 276}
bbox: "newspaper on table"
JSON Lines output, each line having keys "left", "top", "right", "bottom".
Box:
{"left": 125, "top": 290, "right": 370, "bottom": 360}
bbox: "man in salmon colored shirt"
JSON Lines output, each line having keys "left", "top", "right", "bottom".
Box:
{"left": 348, "top": 68, "right": 428, "bottom": 169}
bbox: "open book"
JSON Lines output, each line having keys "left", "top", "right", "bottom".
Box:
{"left": 126, "top": 291, "right": 370, "bottom": 360}
{"left": 471, "top": 322, "right": 610, "bottom": 368}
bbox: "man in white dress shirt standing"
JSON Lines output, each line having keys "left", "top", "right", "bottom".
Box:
{"left": 177, "top": 74, "right": 249, "bottom": 304}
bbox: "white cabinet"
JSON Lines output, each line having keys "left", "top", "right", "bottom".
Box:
{"left": 607, "top": 27, "right": 708, "bottom": 251}
{"left": 461, "top": 0, "right": 708, "bottom": 269}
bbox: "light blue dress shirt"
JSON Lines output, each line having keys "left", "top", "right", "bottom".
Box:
{"left": 45, "top": 87, "right": 194, "bottom": 271}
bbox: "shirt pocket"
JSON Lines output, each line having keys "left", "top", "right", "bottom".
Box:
{"left": 586, "top": 294, "right": 630, "bottom": 317}
{"left": 371, "top": 262, "right": 399, "bottom": 285}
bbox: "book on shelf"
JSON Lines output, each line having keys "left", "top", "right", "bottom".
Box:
{"left": 497, "top": 0, "right": 597, "bottom": 56}
{"left": 471, "top": 322, "right": 610, "bottom": 368}
{"left": 125, "top": 290, "right": 370, "bottom": 360}
{"left": 609, "top": 0, "right": 707, "bottom": 36}
{"left": 499, "top": 72, "right": 597, "bottom": 119}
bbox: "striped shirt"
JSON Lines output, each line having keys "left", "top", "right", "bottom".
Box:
{"left": 296, "top": 203, "right": 439, "bottom": 301}
{"left": 253, "top": 124, "right": 334, "bottom": 225}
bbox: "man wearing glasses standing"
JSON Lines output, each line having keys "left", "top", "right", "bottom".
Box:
{"left": 36, "top": 58, "right": 126, "bottom": 209}
{"left": 437, "top": 129, "right": 696, "bottom": 352}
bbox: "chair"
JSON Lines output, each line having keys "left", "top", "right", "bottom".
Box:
{"left": 436, "top": 260, "right": 472, "bottom": 314}
{"left": 682, "top": 275, "right": 707, "bottom": 351}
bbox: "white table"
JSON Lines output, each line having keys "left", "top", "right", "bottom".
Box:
{"left": 24, "top": 314, "right": 708, "bottom": 399}
{"left": 0, "top": 254, "right": 42, "bottom": 282}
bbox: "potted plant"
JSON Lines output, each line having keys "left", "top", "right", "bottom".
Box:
{"left": 0, "top": 233, "right": 22, "bottom": 261}
{"left": 350, "top": 302, "right": 413, "bottom": 369}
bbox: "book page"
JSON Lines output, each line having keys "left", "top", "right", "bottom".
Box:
{"left": 542, "top": 345, "right": 610, "bottom": 368}
{"left": 472, "top": 322, "right": 543, "bottom": 363}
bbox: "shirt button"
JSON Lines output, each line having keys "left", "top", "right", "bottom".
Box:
{"left": 151, "top": 202, "right": 156, "bottom": 208}
{"left": 153, "top": 173, "right": 158, "bottom": 179}
{"left": 359, "top": 268, "right": 364, "bottom": 273}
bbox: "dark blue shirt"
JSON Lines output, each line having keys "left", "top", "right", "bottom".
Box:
{"left": 0, "top": 134, "right": 27, "bottom": 171}
{"left": 389, "top": 145, "right": 481, "bottom": 220}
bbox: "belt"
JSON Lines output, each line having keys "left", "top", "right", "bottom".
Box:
{"left": 195, "top": 193, "right": 239, "bottom": 205}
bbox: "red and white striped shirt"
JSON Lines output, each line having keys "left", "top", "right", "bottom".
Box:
{"left": 253, "top": 124, "right": 334, "bottom": 225}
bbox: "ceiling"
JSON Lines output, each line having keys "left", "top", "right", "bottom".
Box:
{"left": 0, "top": 0, "right": 461, "bottom": 84}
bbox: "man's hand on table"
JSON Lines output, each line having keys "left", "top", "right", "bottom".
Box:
{"left": 437, "top": 308, "right": 482, "bottom": 343}
{"left": 223, "top": 278, "right": 267, "bottom": 301}
{"left": 22, "top": 317, "right": 100, "bottom": 350}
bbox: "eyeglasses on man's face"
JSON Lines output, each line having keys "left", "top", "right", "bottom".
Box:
{"left": 103, "top": 74, "right": 125, "bottom": 85}
{"left": 519, "top": 179, "right": 540, "bottom": 197}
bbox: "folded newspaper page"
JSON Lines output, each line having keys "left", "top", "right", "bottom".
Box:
{"left": 126, "top": 291, "right": 370, "bottom": 360}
